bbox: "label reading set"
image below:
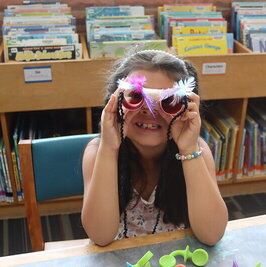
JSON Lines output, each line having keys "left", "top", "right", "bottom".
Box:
{"left": 24, "top": 66, "right": 52, "bottom": 83}
{"left": 202, "top": 62, "right": 226, "bottom": 75}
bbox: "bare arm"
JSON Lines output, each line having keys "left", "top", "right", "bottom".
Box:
{"left": 81, "top": 94, "right": 121, "bottom": 246}
{"left": 81, "top": 139, "right": 120, "bottom": 246}
{"left": 169, "top": 92, "right": 228, "bottom": 246}
{"left": 81, "top": 92, "right": 137, "bottom": 246}
{"left": 181, "top": 138, "right": 228, "bottom": 246}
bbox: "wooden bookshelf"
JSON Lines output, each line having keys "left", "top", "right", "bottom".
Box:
{"left": 0, "top": 0, "right": 265, "bottom": 214}
{"left": 2, "top": 52, "right": 266, "bottom": 112}
{"left": 0, "top": 59, "right": 106, "bottom": 112}
{"left": 1, "top": 50, "right": 266, "bottom": 207}
{"left": 0, "top": 196, "right": 82, "bottom": 219}
{"left": 219, "top": 177, "right": 266, "bottom": 197}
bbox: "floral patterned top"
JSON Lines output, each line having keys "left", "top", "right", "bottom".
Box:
{"left": 115, "top": 187, "right": 185, "bottom": 239}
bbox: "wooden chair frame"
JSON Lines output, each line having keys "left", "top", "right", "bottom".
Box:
{"left": 19, "top": 140, "right": 85, "bottom": 251}
{"left": 19, "top": 139, "right": 44, "bottom": 251}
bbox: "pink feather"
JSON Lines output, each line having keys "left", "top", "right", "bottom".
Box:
{"left": 127, "top": 75, "right": 146, "bottom": 93}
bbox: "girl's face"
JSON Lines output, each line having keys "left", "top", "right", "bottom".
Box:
{"left": 124, "top": 69, "right": 180, "bottom": 149}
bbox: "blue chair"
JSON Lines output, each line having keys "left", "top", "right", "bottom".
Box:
{"left": 18, "top": 134, "right": 98, "bottom": 251}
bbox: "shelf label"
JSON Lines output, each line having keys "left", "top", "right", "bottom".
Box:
{"left": 202, "top": 62, "right": 226, "bottom": 75}
{"left": 24, "top": 66, "right": 52, "bottom": 83}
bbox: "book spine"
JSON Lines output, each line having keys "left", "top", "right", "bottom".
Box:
{"left": 2, "top": 147, "right": 14, "bottom": 202}
{"left": 11, "top": 151, "right": 23, "bottom": 201}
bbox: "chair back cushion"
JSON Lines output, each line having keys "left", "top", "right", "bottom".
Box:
{"left": 32, "top": 134, "right": 99, "bottom": 201}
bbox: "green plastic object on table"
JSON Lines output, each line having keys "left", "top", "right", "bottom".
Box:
{"left": 126, "top": 251, "right": 153, "bottom": 267}
{"left": 170, "top": 245, "right": 208, "bottom": 267}
{"left": 159, "top": 254, "right": 177, "bottom": 267}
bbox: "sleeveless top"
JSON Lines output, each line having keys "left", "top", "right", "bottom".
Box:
{"left": 115, "top": 187, "right": 185, "bottom": 239}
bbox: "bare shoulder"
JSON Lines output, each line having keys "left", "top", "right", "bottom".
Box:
{"left": 86, "top": 137, "right": 101, "bottom": 148}
{"left": 82, "top": 137, "right": 101, "bottom": 185}
{"left": 83, "top": 137, "right": 100, "bottom": 158}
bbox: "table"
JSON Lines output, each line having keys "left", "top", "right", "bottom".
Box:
{"left": 1, "top": 215, "right": 265, "bottom": 267}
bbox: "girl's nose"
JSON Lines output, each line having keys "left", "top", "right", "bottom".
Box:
{"left": 140, "top": 105, "right": 158, "bottom": 116}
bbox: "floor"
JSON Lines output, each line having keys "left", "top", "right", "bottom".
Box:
{"left": 0, "top": 193, "right": 266, "bottom": 257}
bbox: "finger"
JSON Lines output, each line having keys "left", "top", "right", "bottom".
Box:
{"left": 113, "top": 88, "right": 121, "bottom": 97}
{"left": 104, "top": 94, "right": 115, "bottom": 113}
{"left": 187, "top": 111, "right": 198, "bottom": 120}
{"left": 171, "top": 118, "right": 185, "bottom": 137}
{"left": 180, "top": 110, "right": 197, "bottom": 121}
{"left": 187, "top": 92, "right": 200, "bottom": 107}
{"left": 180, "top": 112, "right": 189, "bottom": 121}
{"left": 110, "top": 94, "right": 118, "bottom": 113}
{"left": 102, "top": 95, "right": 117, "bottom": 123}
{"left": 186, "top": 102, "right": 199, "bottom": 112}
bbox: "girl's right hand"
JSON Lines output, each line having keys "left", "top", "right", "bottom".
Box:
{"left": 100, "top": 93, "right": 137, "bottom": 151}
{"left": 100, "top": 94, "right": 120, "bottom": 151}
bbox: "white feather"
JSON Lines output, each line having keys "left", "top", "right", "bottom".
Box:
{"left": 160, "top": 83, "right": 179, "bottom": 100}
{"left": 117, "top": 79, "right": 134, "bottom": 90}
{"left": 178, "top": 77, "right": 195, "bottom": 94}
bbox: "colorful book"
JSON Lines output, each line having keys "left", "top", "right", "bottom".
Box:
{"left": 89, "top": 39, "right": 167, "bottom": 59}
{"left": 86, "top": 6, "right": 145, "bottom": 20}
{"left": 172, "top": 34, "right": 228, "bottom": 56}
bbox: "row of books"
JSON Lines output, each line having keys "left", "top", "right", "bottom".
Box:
{"left": 0, "top": 134, "right": 20, "bottom": 203}
{"left": 22, "top": 0, "right": 59, "bottom": 4}
{"left": 0, "top": 109, "right": 86, "bottom": 203}
{"left": 1, "top": 102, "right": 265, "bottom": 203}
{"left": 158, "top": 4, "right": 233, "bottom": 56}
{"left": 232, "top": 1, "right": 266, "bottom": 52}
{"left": 200, "top": 105, "right": 239, "bottom": 181}
{"left": 4, "top": 3, "right": 256, "bottom": 60}
{"left": 86, "top": 4, "right": 234, "bottom": 58}
{"left": 238, "top": 101, "right": 266, "bottom": 178}
{"left": 2, "top": 1, "right": 82, "bottom": 62}
{"left": 85, "top": 6, "right": 167, "bottom": 59}
{"left": 200, "top": 100, "right": 266, "bottom": 181}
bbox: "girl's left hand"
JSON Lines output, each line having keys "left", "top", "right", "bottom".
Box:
{"left": 171, "top": 93, "right": 201, "bottom": 152}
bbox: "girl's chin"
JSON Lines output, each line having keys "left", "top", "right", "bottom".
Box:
{"left": 126, "top": 125, "right": 167, "bottom": 147}
{"left": 129, "top": 136, "right": 167, "bottom": 148}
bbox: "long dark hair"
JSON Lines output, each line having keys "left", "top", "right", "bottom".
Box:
{"left": 104, "top": 48, "right": 199, "bottom": 227}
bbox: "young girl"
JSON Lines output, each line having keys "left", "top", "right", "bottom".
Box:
{"left": 81, "top": 49, "right": 228, "bottom": 246}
